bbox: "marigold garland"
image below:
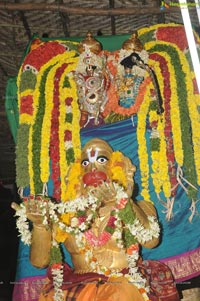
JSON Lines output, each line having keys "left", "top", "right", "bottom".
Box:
{"left": 32, "top": 67, "right": 51, "bottom": 194}
{"left": 137, "top": 82, "right": 152, "bottom": 203}
{"left": 28, "top": 62, "right": 46, "bottom": 194}
{"left": 58, "top": 58, "right": 80, "bottom": 201}
{"left": 109, "top": 151, "right": 128, "bottom": 188}
{"left": 40, "top": 64, "right": 56, "bottom": 184}
{"left": 17, "top": 48, "right": 80, "bottom": 197}
{"left": 181, "top": 54, "right": 200, "bottom": 186}
{"left": 149, "top": 52, "right": 176, "bottom": 198}
{"left": 139, "top": 24, "right": 199, "bottom": 202}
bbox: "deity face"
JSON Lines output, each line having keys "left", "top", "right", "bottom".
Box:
{"left": 65, "top": 138, "right": 136, "bottom": 200}
{"left": 80, "top": 138, "right": 113, "bottom": 188}
{"left": 76, "top": 71, "right": 107, "bottom": 113}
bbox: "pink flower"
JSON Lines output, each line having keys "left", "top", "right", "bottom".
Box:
{"left": 117, "top": 198, "right": 128, "bottom": 209}
{"left": 98, "top": 231, "right": 112, "bottom": 246}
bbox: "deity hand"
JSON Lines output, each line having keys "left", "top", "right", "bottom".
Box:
{"left": 12, "top": 197, "right": 54, "bottom": 268}
{"left": 12, "top": 197, "right": 51, "bottom": 227}
{"left": 87, "top": 180, "right": 117, "bottom": 205}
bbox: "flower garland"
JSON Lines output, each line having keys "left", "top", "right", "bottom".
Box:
{"left": 147, "top": 54, "right": 173, "bottom": 202}
{"left": 40, "top": 63, "right": 57, "bottom": 185}
{"left": 50, "top": 240, "right": 65, "bottom": 301}
{"left": 137, "top": 79, "right": 152, "bottom": 203}
{"left": 28, "top": 55, "right": 63, "bottom": 194}
{"left": 51, "top": 263, "right": 64, "bottom": 301}
{"left": 16, "top": 40, "right": 80, "bottom": 198}
{"left": 15, "top": 203, "right": 32, "bottom": 245}
{"left": 32, "top": 52, "right": 80, "bottom": 198}
{"left": 15, "top": 184, "right": 159, "bottom": 301}
{"left": 138, "top": 24, "right": 200, "bottom": 208}
{"left": 148, "top": 86, "right": 162, "bottom": 195}
{"left": 50, "top": 63, "right": 67, "bottom": 200}
{"left": 180, "top": 53, "right": 200, "bottom": 187}
{"left": 28, "top": 62, "right": 46, "bottom": 194}
{"left": 150, "top": 52, "right": 177, "bottom": 197}
{"left": 60, "top": 68, "right": 81, "bottom": 201}
{"left": 16, "top": 40, "right": 71, "bottom": 191}
{"left": 32, "top": 67, "right": 52, "bottom": 194}
{"left": 157, "top": 43, "right": 197, "bottom": 198}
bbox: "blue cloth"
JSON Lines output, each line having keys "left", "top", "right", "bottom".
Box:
{"left": 15, "top": 116, "right": 200, "bottom": 280}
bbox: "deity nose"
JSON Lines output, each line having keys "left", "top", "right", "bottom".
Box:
{"left": 88, "top": 162, "right": 96, "bottom": 172}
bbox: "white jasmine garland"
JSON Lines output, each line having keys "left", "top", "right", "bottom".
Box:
{"left": 51, "top": 264, "right": 64, "bottom": 301}
{"left": 127, "top": 216, "right": 160, "bottom": 244}
{"left": 15, "top": 204, "right": 32, "bottom": 245}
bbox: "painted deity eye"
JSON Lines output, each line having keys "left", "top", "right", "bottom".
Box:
{"left": 86, "top": 77, "right": 101, "bottom": 90}
{"left": 24, "top": 64, "right": 31, "bottom": 71}
{"left": 32, "top": 67, "right": 38, "bottom": 75}
{"left": 87, "top": 77, "right": 96, "bottom": 88}
{"left": 85, "top": 58, "right": 91, "bottom": 64}
{"left": 97, "top": 156, "right": 108, "bottom": 164}
{"left": 81, "top": 160, "right": 90, "bottom": 167}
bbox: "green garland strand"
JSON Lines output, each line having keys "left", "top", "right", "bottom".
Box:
{"left": 149, "top": 44, "right": 198, "bottom": 199}
{"left": 32, "top": 66, "right": 52, "bottom": 194}
{"left": 16, "top": 124, "right": 30, "bottom": 188}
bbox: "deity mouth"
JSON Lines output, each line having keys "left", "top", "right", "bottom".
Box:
{"left": 82, "top": 171, "right": 107, "bottom": 187}
{"left": 87, "top": 93, "right": 98, "bottom": 104}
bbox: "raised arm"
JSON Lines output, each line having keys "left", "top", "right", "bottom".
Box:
{"left": 131, "top": 200, "right": 160, "bottom": 248}
{"left": 11, "top": 200, "right": 52, "bottom": 268}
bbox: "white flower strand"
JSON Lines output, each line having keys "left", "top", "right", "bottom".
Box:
{"left": 52, "top": 264, "right": 64, "bottom": 301}
{"left": 127, "top": 216, "right": 160, "bottom": 245}
{"left": 126, "top": 252, "right": 148, "bottom": 291}
{"left": 15, "top": 204, "right": 32, "bottom": 245}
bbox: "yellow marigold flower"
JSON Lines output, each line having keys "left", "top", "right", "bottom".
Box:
{"left": 61, "top": 212, "right": 75, "bottom": 225}
{"left": 55, "top": 227, "right": 69, "bottom": 243}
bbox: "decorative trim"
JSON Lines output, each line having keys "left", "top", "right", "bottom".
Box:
{"left": 159, "top": 247, "right": 200, "bottom": 282}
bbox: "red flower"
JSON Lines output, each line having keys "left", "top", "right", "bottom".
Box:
{"left": 52, "top": 263, "right": 62, "bottom": 270}
{"left": 156, "top": 26, "right": 189, "bottom": 51}
{"left": 127, "top": 243, "right": 139, "bottom": 254}
{"left": 23, "top": 41, "right": 66, "bottom": 71}
{"left": 192, "top": 78, "right": 199, "bottom": 94}
{"left": 78, "top": 216, "right": 86, "bottom": 224}
{"left": 150, "top": 121, "right": 158, "bottom": 128}
{"left": 20, "top": 95, "right": 33, "bottom": 115}
{"left": 107, "top": 216, "right": 117, "bottom": 227}
{"left": 65, "top": 97, "right": 73, "bottom": 106}
{"left": 64, "top": 130, "right": 72, "bottom": 141}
